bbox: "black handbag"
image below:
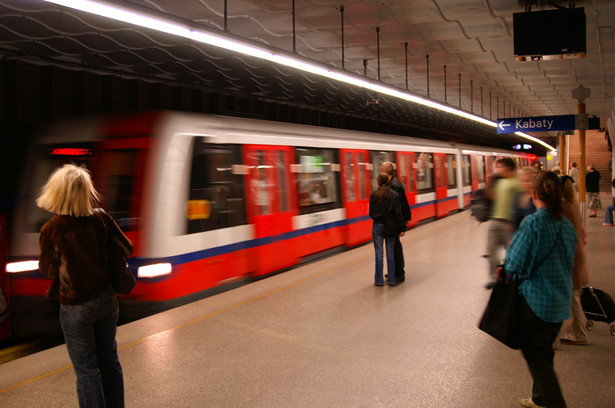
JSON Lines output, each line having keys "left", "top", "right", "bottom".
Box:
{"left": 97, "top": 209, "right": 136, "bottom": 295}
{"left": 478, "top": 274, "right": 524, "bottom": 349}
{"left": 478, "top": 223, "right": 562, "bottom": 349}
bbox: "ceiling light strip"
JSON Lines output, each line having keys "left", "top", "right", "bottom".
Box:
{"left": 44, "top": 0, "right": 555, "bottom": 151}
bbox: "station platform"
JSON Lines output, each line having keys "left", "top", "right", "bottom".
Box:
{"left": 1, "top": 203, "right": 614, "bottom": 407}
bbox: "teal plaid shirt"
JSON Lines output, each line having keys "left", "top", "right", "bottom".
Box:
{"left": 504, "top": 208, "right": 577, "bottom": 322}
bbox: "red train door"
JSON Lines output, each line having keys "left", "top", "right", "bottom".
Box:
{"left": 396, "top": 152, "right": 417, "bottom": 228}
{"left": 433, "top": 153, "right": 448, "bottom": 218}
{"left": 244, "top": 145, "right": 298, "bottom": 276}
{"left": 339, "top": 149, "right": 371, "bottom": 246}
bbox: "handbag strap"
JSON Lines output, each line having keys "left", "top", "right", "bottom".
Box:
{"left": 530, "top": 221, "right": 562, "bottom": 273}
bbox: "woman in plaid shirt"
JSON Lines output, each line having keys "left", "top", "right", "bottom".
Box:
{"left": 503, "top": 171, "right": 577, "bottom": 408}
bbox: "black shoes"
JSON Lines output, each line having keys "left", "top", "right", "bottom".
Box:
{"left": 385, "top": 274, "right": 405, "bottom": 284}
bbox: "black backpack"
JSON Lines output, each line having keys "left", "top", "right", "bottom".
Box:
{"left": 470, "top": 188, "right": 492, "bottom": 223}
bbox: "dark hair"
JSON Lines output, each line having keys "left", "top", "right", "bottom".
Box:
{"left": 533, "top": 171, "right": 564, "bottom": 219}
{"left": 495, "top": 157, "right": 516, "bottom": 171}
{"left": 375, "top": 173, "right": 390, "bottom": 204}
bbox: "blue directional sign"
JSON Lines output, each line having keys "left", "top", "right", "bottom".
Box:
{"left": 497, "top": 114, "right": 586, "bottom": 134}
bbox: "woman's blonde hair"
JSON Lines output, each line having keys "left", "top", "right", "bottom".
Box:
{"left": 36, "top": 164, "right": 99, "bottom": 217}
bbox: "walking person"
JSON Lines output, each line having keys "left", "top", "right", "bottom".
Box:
{"left": 485, "top": 157, "right": 521, "bottom": 288}
{"left": 380, "top": 162, "right": 411, "bottom": 283}
{"left": 369, "top": 173, "right": 404, "bottom": 286}
{"left": 37, "top": 164, "right": 133, "bottom": 408}
{"left": 502, "top": 171, "right": 577, "bottom": 408}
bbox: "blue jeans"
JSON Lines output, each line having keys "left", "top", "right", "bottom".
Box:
{"left": 372, "top": 223, "right": 396, "bottom": 285}
{"left": 60, "top": 286, "right": 124, "bottom": 408}
{"left": 604, "top": 205, "right": 615, "bottom": 224}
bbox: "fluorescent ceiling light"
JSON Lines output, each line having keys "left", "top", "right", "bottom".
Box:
{"left": 44, "top": 0, "right": 555, "bottom": 151}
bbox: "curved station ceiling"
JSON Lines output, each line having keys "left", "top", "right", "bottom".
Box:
{"left": 1, "top": 0, "right": 613, "bottom": 155}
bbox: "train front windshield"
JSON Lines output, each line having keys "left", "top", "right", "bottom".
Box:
{"left": 22, "top": 144, "right": 95, "bottom": 232}
{"left": 22, "top": 143, "right": 140, "bottom": 232}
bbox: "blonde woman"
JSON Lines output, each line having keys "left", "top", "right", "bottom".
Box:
{"left": 37, "top": 164, "right": 132, "bottom": 408}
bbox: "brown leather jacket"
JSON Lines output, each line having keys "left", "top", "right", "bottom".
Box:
{"left": 39, "top": 210, "right": 133, "bottom": 305}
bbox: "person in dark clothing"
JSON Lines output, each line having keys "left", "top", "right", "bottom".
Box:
{"left": 586, "top": 164, "right": 601, "bottom": 217}
{"left": 37, "top": 164, "right": 133, "bottom": 408}
{"left": 369, "top": 173, "right": 404, "bottom": 286}
{"left": 380, "top": 162, "right": 411, "bottom": 283}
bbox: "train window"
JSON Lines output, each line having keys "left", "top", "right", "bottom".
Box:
{"left": 104, "top": 150, "right": 140, "bottom": 230}
{"left": 358, "top": 152, "right": 367, "bottom": 200}
{"left": 186, "top": 139, "right": 247, "bottom": 234}
{"left": 446, "top": 154, "right": 456, "bottom": 188}
{"left": 296, "top": 148, "right": 340, "bottom": 213}
{"left": 397, "top": 153, "right": 414, "bottom": 192}
{"left": 344, "top": 152, "right": 355, "bottom": 201}
{"left": 462, "top": 155, "right": 471, "bottom": 186}
{"left": 476, "top": 156, "right": 485, "bottom": 183}
{"left": 369, "top": 151, "right": 395, "bottom": 192}
{"left": 415, "top": 153, "right": 434, "bottom": 192}
{"left": 276, "top": 150, "right": 288, "bottom": 213}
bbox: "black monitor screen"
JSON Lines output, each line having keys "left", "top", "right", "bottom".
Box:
{"left": 513, "top": 8, "right": 586, "bottom": 57}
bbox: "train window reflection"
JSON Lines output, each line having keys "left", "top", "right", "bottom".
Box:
{"left": 462, "top": 155, "right": 471, "bottom": 186}
{"left": 345, "top": 152, "right": 354, "bottom": 201}
{"left": 296, "top": 148, "right": 340, "bottom": 213}
{"left": 369, "top": 151, "right": 394, "bottom": 192}
{"left": 276, "top": 151, "right": 287, "bottom": 213}
{"left": 415, "top": 153, "right": 434, "bottom": 192}
{"left": 476, "top": 156, "right": 485, "bottom": 183}
{"left": 446, "top": 154, "right": 456, "bottom": 188}
{"left": 187, "top": 139, "right": 247, "bottom": 234}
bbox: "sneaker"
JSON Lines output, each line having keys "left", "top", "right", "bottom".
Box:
{"left": 519, "top": 398, "right": 545, "bottom": 408}
{"left": 559, "top": 338, "right": 588, "bottom": 345}
{"left": 603, "top": 223, "right": 613, "bottom": 226}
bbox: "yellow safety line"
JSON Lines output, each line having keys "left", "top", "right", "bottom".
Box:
{"left": 0, "top": 212, "right": 465, "bottom": 395}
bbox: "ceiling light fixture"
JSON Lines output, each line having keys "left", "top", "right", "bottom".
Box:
{"left": 44, "top": 0, "right": 555, "bottom": 151}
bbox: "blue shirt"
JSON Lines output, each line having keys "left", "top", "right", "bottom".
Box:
{"left": 504, "top": 208, "right": 577, "bottom": 322}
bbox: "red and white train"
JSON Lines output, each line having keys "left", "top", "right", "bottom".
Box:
{"left": 3, "top": 111, "right": 534, "bottom": 338}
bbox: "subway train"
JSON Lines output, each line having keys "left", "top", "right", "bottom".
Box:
{"left": 3, "top": 111, "right": 534, "bottom": 339}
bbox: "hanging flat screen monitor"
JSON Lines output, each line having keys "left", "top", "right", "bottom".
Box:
{"left": 513, "top": 8, "right": 586, "bottom": 61}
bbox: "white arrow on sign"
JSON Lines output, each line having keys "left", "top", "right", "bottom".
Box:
{"left": 498, "top": 121, "right": 511, "bottom": 131}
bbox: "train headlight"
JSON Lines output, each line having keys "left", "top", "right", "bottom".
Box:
{"left": 137, "top": 263, "right": 172, "bottom": 278}
{"left": 6, "top": 261, "right": 39, "bottom": 273}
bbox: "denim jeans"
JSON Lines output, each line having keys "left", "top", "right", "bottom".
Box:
{"left": 372, "top": 223, "right": 396, "bottom": 285}
{"left": 604, "top": 205, "right": 615, "bottom": 224}
{"left": 60, "top": 286, "right": 124, "bottom": 408}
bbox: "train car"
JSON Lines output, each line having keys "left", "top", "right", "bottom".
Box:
{"left": 3, "top": 111, "right": 532, "bottom": 339}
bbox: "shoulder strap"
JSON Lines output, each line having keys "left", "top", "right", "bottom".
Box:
{"left": 531, "top": 222, "right": 563, "bottom": 273}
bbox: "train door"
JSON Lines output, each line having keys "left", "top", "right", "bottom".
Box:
{"left": 339, "top": 149, "right": 371, "bottom": 246}
{"left": 244, "top": 145, "right": 298, "bottom": 276}
{"left": 396, "top": 152, "right": 417, "bottom": 227}
{"left": 97, "top": 138, "right": 150, "bottom": 255}
{"left": 460, "top": 154, "right": 472, "bottom": 207}
{"left": 433, "top": 153, "right": 449, "bottom": 218}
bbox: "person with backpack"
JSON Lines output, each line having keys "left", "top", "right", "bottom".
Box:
{"left": 369, "top": 173, "right": 404, "bottom": 286}
{"left": 484, "top": 157, "right": 521, "bottom": 289}
{"left": 380, "top": 162, "right": 411, "bottom": 283}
